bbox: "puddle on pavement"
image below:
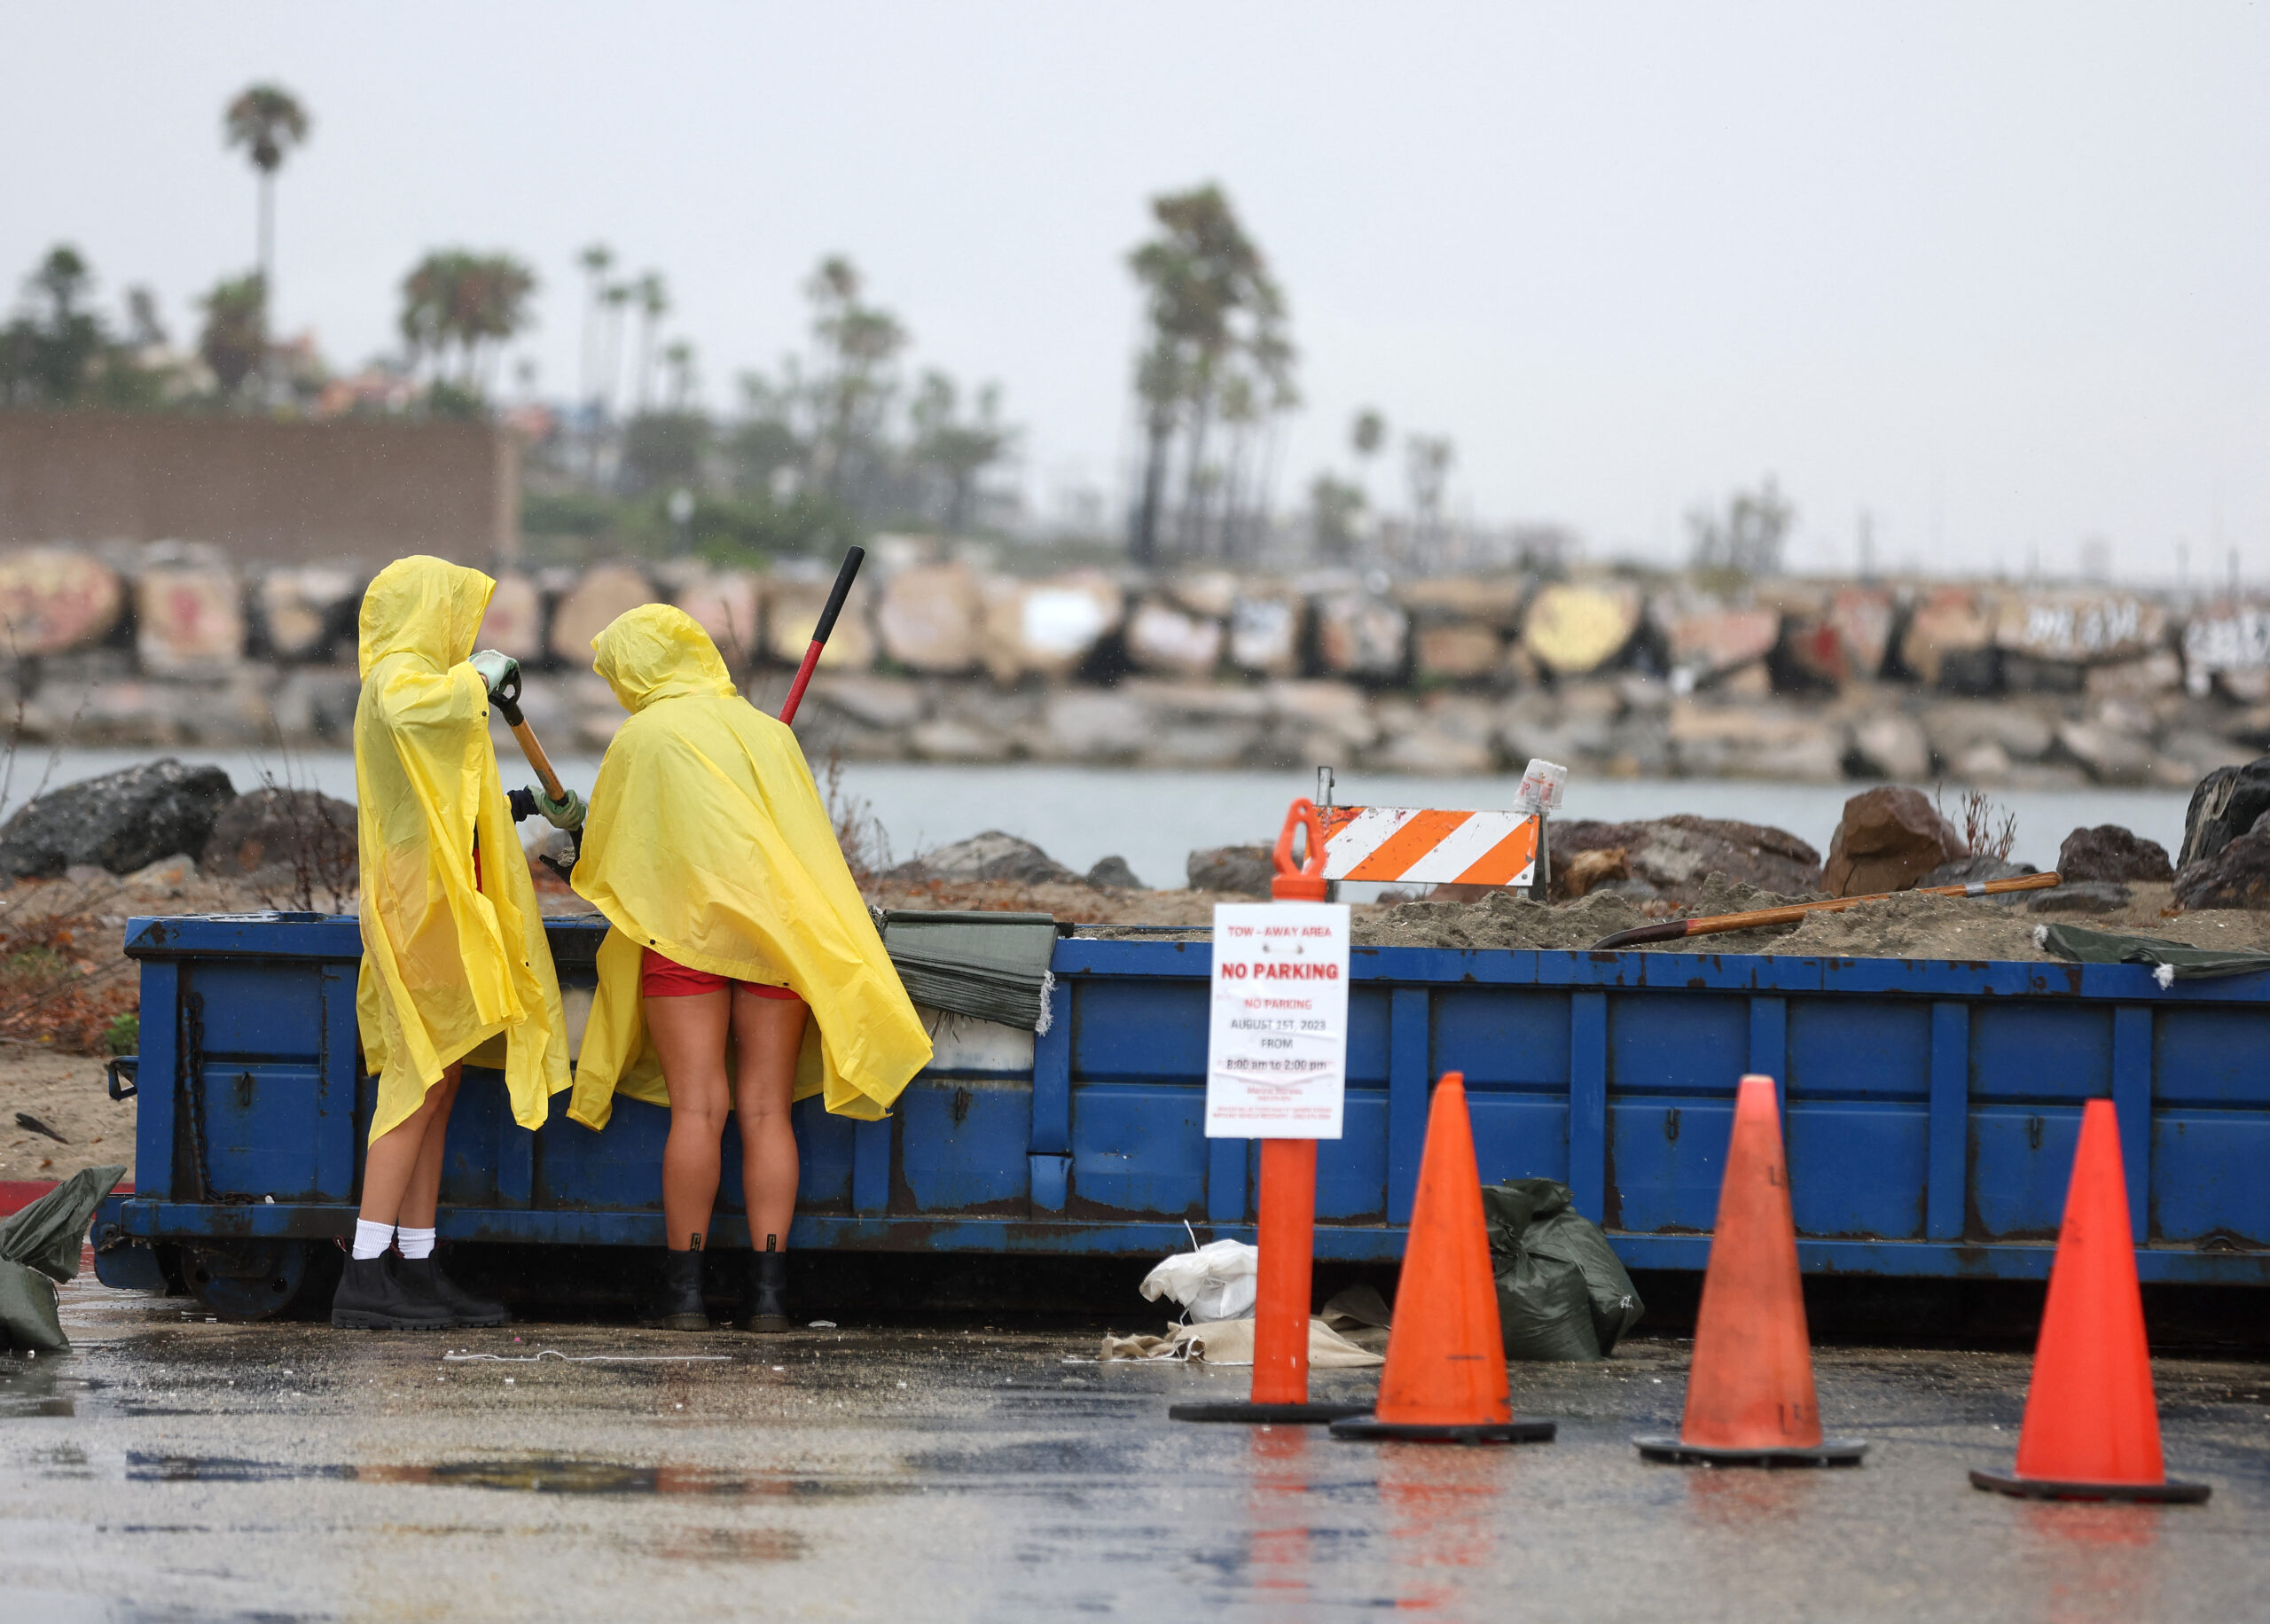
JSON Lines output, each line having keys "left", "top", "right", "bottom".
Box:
{"left": 122, "top": 1451, "right": 911, "bottom": 1500}
{"left": 0, "top": 1354, "right": 98, "bottom": 1417}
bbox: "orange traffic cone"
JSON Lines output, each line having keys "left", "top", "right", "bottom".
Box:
{"left": 1971, "top": 1099, "right": 2210, "bottom": 1503}
{"left": 1635, "top": 1074, "right": 1866, "bottom": 1466}
{"left": 1332, "top": 1073, "right": 1554, "bottom": 1444}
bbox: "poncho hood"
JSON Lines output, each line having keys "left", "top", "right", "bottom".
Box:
{"left": 592, "top": 604, "right": 737, "bottom": 714}
{"left": 358, "top": 554, "right": 495, "bottom": 678}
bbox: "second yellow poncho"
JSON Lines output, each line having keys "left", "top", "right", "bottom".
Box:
{"left": 566, "top": 604, "right": 930, "bottom": 1128}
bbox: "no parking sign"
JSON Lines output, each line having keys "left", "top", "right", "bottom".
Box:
{"left": 1203, "top": 902, "right": 1350, "bottom": 1139}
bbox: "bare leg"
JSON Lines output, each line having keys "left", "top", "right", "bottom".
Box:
{"left": 648, "top": 990, "right": 732, "bottom": 1253}
{"left": 357, "top": 1063, "right": 462, "bottom": 1228}
{"left": 732, "top": 992, "right": 807, "bottom": 1253}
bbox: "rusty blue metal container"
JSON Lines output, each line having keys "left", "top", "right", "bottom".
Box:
{"left": 92, "top": 912, "right": 2270, "bottom": 1317}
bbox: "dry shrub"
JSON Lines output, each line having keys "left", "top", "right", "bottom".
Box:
{"left": 1937, "top": 785, "right": 2018, "bottom": 863}
{"left": 0, "top": 878, "right": 138, "bottom": 1053}
{"left": 821, "top": 750, "right": 894, "bottom": 886}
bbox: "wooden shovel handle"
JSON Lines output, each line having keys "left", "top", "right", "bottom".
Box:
{"left": 1590, "top": 871, "right": 2063, "bottom": 950}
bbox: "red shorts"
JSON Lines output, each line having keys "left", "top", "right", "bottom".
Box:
{"left": 639, "top": 948, "right": 803, "bottom": 1003}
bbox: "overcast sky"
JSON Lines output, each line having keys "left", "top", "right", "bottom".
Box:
{"left": 4, "top": 3, "right": 2266, "bottom": 581}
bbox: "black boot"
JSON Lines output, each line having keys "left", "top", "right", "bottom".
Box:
{"left": 642, "top": 1249, "right": 710, "bottom": 1331}
{"left": 397, "top": 1255, "right": 508, "bottom": 1328}
{"left": 737, "top": 1248, "right": 792, "bottom": 1332}
{"left": 331, "top": 1254, "right": 454, "bottom": 1331}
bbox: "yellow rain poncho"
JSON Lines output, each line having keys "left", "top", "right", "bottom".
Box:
{"left": 354, "top": 556, "right": 570, "bottom": 1144}
{"left": 567, "top": 604, "right": 930, "bottom": 1129}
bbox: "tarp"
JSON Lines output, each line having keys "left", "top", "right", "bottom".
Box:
{"left": 1481, "top": 1177, "right": 1645, "bottom": 1361}
{"left": 878, "top": 910, "right": 1060, "bottom": 1034}
{"left": 2035, "top": 922, "right": 2270, "bottom": 983}
{"left": 567, "top": 605, "right": 931, "bottom": 1128}
{"left": 353, "top": 556, "right": 570, "bottom": 1144}
{"left": 0, "top": 1164, "right": 125, "bottom": 1351}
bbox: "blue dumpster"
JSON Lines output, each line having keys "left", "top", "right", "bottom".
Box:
{"left": 92, "top": 911, "right": 2270, "bottom": 1316}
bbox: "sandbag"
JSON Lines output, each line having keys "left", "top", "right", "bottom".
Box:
{"left": 1481, "top": 1177, "right": 1645, "bottom": 1361}
{"left": 0, "top": 1261, "right": 66, "bottom": 1353}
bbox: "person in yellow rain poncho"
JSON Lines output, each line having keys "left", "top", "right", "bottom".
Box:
{"left": 333, "top": 556, "right": 576, "bottom": 1331}
{"left": 567, "top": 604, "right": 929, "bottom": 1331}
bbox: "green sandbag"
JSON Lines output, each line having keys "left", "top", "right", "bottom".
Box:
{"left": 877, "top": 910, "right": 1061, "bottom": 1032}
{"left": 0, "top": 1260, "right": 67, "bottom": 1353}
{"left": 0, "top": 1163, "right": 126, "bottom": 1353}
{"left": 2036, "top": 922, "right": 2270, "bottom": 982}
{"left": 1481, "top": 1178, "right": 1646, "bottom": 1361}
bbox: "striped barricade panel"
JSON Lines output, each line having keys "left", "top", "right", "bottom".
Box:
{"left": 1318, "top": 807, "right": 1540, "bottom": 886}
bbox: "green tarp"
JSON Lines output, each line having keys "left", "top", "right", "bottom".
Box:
{"left": 1, "top": 1164, "right": 126, "bottom": 1352}
{"left": 1481, "top": 1178, "right": 1645, "bottom": 1362}
{"left": 876, "top": 910, "right": 1061, "bottom": 1033}
{"left": 2037, "top": 922, "right": 2270, "bottom": 983}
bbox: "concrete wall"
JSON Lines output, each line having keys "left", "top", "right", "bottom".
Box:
{"left": 0, "top": 411, "right": 518, "bottom": 566}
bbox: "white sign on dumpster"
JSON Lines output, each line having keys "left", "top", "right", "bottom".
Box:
{"left": 1204, "top": 902, "right": 1350, "bottom": 1139}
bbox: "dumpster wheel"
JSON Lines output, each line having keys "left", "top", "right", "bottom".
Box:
{"left": 184, "top": 1239, "right": 339, "bottom": 1323}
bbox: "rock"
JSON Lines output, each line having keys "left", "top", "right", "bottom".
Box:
{"left": 874, "top": 561, "right": 985, "bottom": 675}
{"left": 2178, "top": 759, "right": 2270, "bottom": 866}
{"left": 1921, "top": 855, "right": 2038, "bottom": 888}
{"left": 270, "top": 665, "right": 363, "bottom": 745}
{"left": 477, "top": 571, "right": 547, "bottom": 662}
{"left": 1521, "top": 582, "right": 1639, "bottom": 675}
{"left": 2055, "top": 718, "right": 2155, "bottom": 785}
{"left": 1551, "top": 816, "right": 1821, "bottom": 904}
{"left": 1663, "top": 605, "right": 1781, "bottom": 683}
{"left": 1898, "top": 589, "right": 1995, "bottom": 688}
{"left": 1124, "top": 597, "right": 1224, "bottom": 677}
{"left": 804, "top": 675, "right": 925, "bottom": 731}
{"left": 136, "top": 560, "right": 245, "bottom": 675}
{"left": 1226, "top": 591, "right": 1303, "bottom": 676}
{"left": 1368, "top": 721, "right": 1495, "bottom": 776}
{"left": 2180, "top": 605, "right": 2270, "bottom": 699}
{"left": 1554, "top": 847, "right": 1629, "bottom": 901}
{"left": 1994, "top": 592, "right": 2166, "bottom": 664}
{"left": 2173, "top": 825, "right": 2270, "bottom": 910}
{"left": 1849, "top": 711, "right": 1930, "bottom": 781}
{"left": 2056, "top": 824, "right": 2172, "bottom": 884}
{"left": 1034, "top": 691, "right": 1147, "bottom": 763}
{"left": 1085, "top": 855, "right": 1145, "bottom": 891}
{"left": 1412, "top": 621, "right": 1505, "bottom": 683}
{"left": 1186, "top": 844, "right": 1275, "bottom": 897}
{"left": 2156, "top": 730, "right": 2256, "bottom": 779}
{"left": 1665, "top": 701, "right": 1846, "bottom": 783}
{"left": 0, "top": 548, "right": 125, "bottom": 655}
{"left": 908, "top": 717, "right": 1013, "bottom": 762}
{"left": 982, "top": 573, "right": 1123, "bottom": 683}
{"left": 1314, "top": 592, "right": 1409, "bottom": 678}
{"left": 200, "top": 785, "right": 357, "bottom": 885}
{"left": 121, "top": 853, "right": 197, "bottom": 895}
{"left": 1822, "top": 786, "right": 1967, "bottom": 897}
{"left": 1947, "top": 739, "right": 2014, "bottom": 784}
{"left": 2085, "top": 652, "right": 2182, "bottom": 699}
{"left": 672, "top": 570, "right": 763, "bottom": 670}
{"left": 1397, "top": 575, "right": 1529, "bottom": 629}
{"left": 889, "top": 831, "right": 1081, "bottom": 887}
{"left": 0, "top": 758, "right": 236, "bottom": 878}
{"left": 1922, "top": 701, "right": 2055, "bottom": 764}
{"left": 1826, "top": 587, "right": 1895, "bottom": 682}
{"left": 764, "top": 570, "right": 877, "bottom": 672}
{"left": 2026, "top": 880, "right": 2133, "bottom": 914}
{"left": 548, "top": 563, "right": 657, "bottom": 665}
{"left": 253, "top": 566, "right": 363, "bottom": 661}
{"left": 1166, "top": 571, "right": 1241, "bottom": 621}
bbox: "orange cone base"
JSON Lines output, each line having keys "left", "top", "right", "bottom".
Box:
{"left": 1969, "top": 1467, "right": 2210, "bottom": 1503}
{"left": 1636, "top": 1434, "right": 1867, "bottom": 1468}
{"left": 1329, "top": 1415, "right": 1555, "bottom": 1445}
{"left": 1170, "top": 1401, "right": 1371, "bottom": 1424}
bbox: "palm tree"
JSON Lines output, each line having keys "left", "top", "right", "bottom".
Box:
{"left": 223, "top": 84, "right": 310, "bottom": 314}
{"left": 575, "top": 242, "right": 614, "bottom": 414}
{"left": 633, "top": 270, "right": 669, "bottom": 413}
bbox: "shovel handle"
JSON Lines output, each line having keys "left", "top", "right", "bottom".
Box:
{"left": 489, "top": 662, "right": 567, "bottom": 802}
{"left": 778, "top": 546, "right": 866, "bottom": 727}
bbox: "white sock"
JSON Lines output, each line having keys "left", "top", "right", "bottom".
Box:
{"left": 352, "top": 1219, "right": 394, "bottom": 1261}
{"left": 396, "top": 1226, "right": 437, "bottom": 1261}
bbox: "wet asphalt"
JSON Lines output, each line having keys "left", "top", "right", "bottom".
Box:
{"left": 4, "top": 1276, "right": 2267, "bottom": 1622}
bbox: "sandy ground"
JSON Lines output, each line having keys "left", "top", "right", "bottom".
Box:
{"left": 0, "top": 1044, "right": 128, "bottom": 1184}
{"left": 5, "top": 1277, "right": 2266, "bottom": 1621}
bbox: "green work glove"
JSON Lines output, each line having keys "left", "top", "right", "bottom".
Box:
{"left": 468, "top": 649, "right": 519, "bottom": 701}
{"left": 533, "top": 783, "right": 585, "bottom": 831}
